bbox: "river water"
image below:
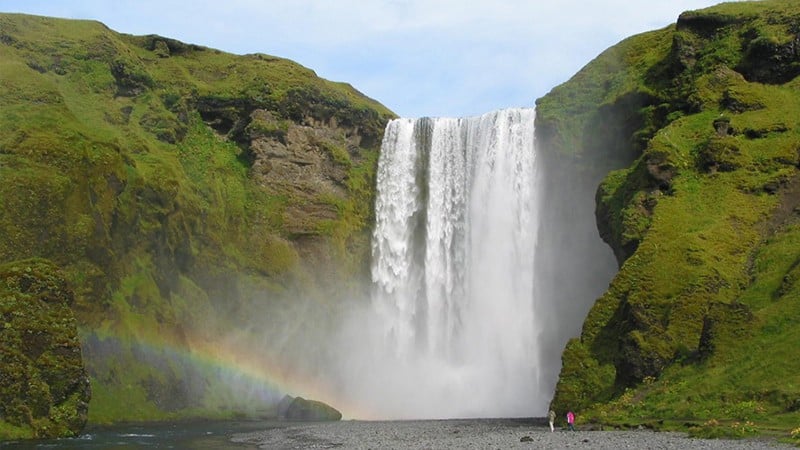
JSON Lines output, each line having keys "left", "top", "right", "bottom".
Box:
{"left": 0, "top": 420, "right": 263, "bottom": 449}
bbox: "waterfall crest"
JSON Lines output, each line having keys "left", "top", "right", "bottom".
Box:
{"left": 357, "top": 108, "right": 542, "bottom": 418}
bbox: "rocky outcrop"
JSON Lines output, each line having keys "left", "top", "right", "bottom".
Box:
{"left": 279, "top": 395, "right": 342, "bottom": 421}
{"left": 246, "top": 109, "right": 358, "bottom": 236}
{"left": 0, "top": 259, "right": 91, "bottom": 438}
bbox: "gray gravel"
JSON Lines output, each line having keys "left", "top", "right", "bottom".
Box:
{"left": 231, "top": 419, "right": 793, "bottom": 449}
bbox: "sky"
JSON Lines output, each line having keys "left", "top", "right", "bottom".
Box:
{"left": 2, "top": 0, "right": 734, "bottom": 118}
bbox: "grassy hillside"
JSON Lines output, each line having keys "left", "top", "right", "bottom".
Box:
{"left": 0, "top": 12, "right": 394, "bottom": 435}
{"left": 537, "top": 0, "right": 800, "bottom": 440}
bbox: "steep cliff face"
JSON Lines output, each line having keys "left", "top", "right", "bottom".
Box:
{"left": 537, "top": 0, "right": 800, "bottom": 436}
{"left": 0, "top": 259, "right": 91, "bottom": 439}
{"left": 0, "top": 13, "right": 393, "bottom": 431}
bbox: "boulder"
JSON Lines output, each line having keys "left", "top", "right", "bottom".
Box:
{"left": 280, "top": 395, "right": 342, "bottom": 421}
{"left": 276, "top": 394, "right": 294, "bottom": 418}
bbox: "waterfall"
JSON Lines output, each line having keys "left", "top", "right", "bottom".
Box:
{"left": 361, "top": 108, "right": 541, "bottom": 418}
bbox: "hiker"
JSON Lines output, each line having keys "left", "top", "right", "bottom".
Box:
{"left": 548, "top": 409, "right": 556, "bottom": 432}
{"left": 566, "top": 410, "right": 576, "bottom": 431}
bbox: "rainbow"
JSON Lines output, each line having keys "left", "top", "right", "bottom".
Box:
{"left": 82, "top": 328, "right": 376, "bottom": 420}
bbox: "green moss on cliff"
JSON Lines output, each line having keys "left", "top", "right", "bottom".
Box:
{"left": 0, "top": 12, "right": 394, "bottom": 429}
{"left": 540, "top": 0, "right": 800, "bottom": 436}
{"left": 0, "top": 259, "right": 91, "bottom": 438}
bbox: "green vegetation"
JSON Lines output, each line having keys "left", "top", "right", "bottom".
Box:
{"left": 0, "top": 12, "right": 394, "bottom": 436}
{"left": 0, "top": 259, "right": 90, "bottom": 439}
{"left": 7, "top": 0, "right": 800, "bottom": 441}
{"left": 538, "top": 0, "right": 800, "bottom": 439}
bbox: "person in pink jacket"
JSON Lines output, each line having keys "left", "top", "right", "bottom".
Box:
{"left": 566, "top": 410, "right": 576, "bottom": 431}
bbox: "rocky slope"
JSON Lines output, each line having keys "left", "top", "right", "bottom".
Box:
{"left": 537, "top": 0, "right": 800, "bottom": 439}
{"left": 0, "top": 13, "right": 393, "bottom": 437}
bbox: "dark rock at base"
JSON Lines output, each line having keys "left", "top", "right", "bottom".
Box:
{"left": 520, "top": 435, "right": 534, "bottom": 442}
{"left": 280, "top": 395, "right": 342, "bottom": 421}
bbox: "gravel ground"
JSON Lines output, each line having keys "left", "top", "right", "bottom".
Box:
{"left": 231, "top": 419, "right": 794, "bottom": 449}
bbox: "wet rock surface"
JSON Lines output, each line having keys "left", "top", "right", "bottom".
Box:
{"left": 231, "top": 419, "right": 792, "bottom": 449}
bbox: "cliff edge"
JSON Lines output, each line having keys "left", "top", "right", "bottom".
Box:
{"left": 0, "top": 12, "right": 393, "bottom": 435}
{"left": 537, "top": 0, "right": 800, "bottom": 437}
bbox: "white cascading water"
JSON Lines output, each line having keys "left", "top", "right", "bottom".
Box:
{"left": 355, "top": 108, "right": 542, "bottom": 419}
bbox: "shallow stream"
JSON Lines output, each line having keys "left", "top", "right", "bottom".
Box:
{"left": 1, "top": 420, "right": 263, "bottom": 449}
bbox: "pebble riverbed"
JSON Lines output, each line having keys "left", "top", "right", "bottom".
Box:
{"left": 231, "top": 419, "right": 794, "bottom": 449}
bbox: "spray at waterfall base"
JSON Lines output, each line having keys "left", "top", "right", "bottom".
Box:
{"left": 83, "top": 108, "right": 616, "bottom": 421}
{"left": 329, "top": 109, "right": 541, "bottom": 419}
